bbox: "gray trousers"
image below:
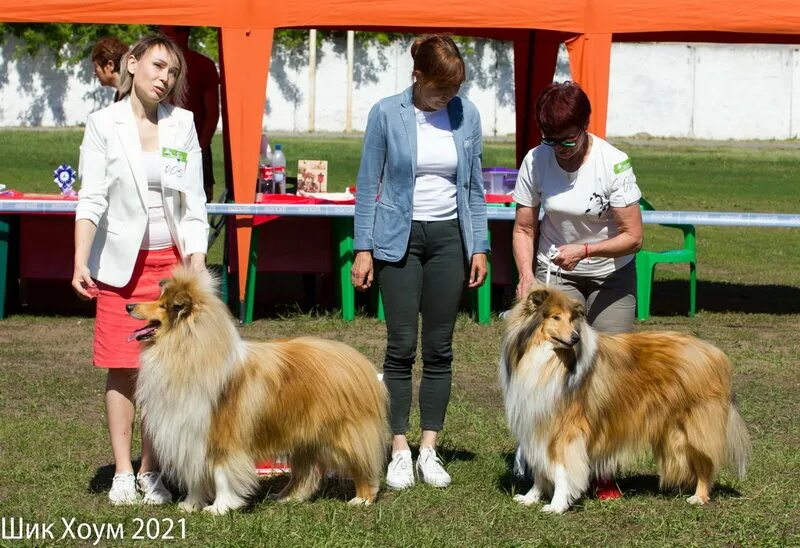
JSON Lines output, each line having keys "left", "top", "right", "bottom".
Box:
{"left": 535, "top": 259, "right": 636, "bottom": 334}
{"left": 376, "top": 219, "right": 465, "bottom": 434}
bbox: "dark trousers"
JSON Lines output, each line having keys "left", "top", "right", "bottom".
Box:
{"left": 376, "top": 219, "right": 465, "bottom": 435}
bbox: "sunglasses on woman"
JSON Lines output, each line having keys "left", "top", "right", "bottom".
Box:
{"left": 541, "top": 130, "right": 583, "bottom": 148}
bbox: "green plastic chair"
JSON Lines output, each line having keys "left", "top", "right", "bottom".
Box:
{"left": 635, "top": 197, "right": 696, "bottom": 320}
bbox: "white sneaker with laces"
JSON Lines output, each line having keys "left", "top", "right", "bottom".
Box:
{"left": 416, "top": 447, "right": 451, "bottom": 487}
{"left": 109, "top": 472, "right": 141, "bottom": 505}
{"left": 385, "top": 450, "right": 415, "bottom": 490}
{"left": 137, "top": 471, "right": 173, "bottom": 505}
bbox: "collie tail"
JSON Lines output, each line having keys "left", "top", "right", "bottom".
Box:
{"left": 726, "top": 396, "right": 751, "bottom": 479}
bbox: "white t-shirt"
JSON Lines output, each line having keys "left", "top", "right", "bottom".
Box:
{"left": 412, "top": 106, "right": 458, "bottom": 221}
{"left": 140, "top": 150, "right": 174, "bottom": 250}
{"left": 513, "top": 134, "right": 642, "bottom": 277}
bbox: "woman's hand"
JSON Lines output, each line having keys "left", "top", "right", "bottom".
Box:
{"left": 351, "top": 251, "right": 374, "bottom": 291}
{"left": 552, "top": 244, "right": 587, "bottom": 271}
{"left": 468, "top": 253, "right": 488, "bottom": 288}
{"left": 515, "top": 272, "right": 536, "bottom": 301}
{"left": 188, "top": 253, "right": 207, "bottom": 273}
{"left": 72, "top": 264, "right": 98, "bottom": 300}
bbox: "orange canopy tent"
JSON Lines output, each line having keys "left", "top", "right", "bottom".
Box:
{"left": 3, "top": 0, "right": 800, "bottom": 308}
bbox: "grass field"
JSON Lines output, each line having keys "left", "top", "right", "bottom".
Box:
{"left": 0, "top": 130, "right": 799, "bottom": 545}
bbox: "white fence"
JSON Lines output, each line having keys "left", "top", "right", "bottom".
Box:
{"left": 1, "top": 37, "right": 798, "bottom": 140}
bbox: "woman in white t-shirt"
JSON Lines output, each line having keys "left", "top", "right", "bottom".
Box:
{"left": 512, "top": 81, "right": 643, "bottom": 498}
{"left": 513, "top": 81, "right": 643, "bottom": 331}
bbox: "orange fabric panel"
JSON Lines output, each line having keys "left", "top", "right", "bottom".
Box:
{"left": 606, "top": 0, "right": 800, "bottom": 34}
{"left": 270, "top": 1, "right": 587, "bottom": 33}
{"left": 565, "top": 33, "right": 612, "bottom": 138}
{"left": 219, "top": 27, "right": 275, "bottom": 300}
{"left": 2, "top": 0, "right": 800, "bottom": 35}
{"left": 0, "top": 1, "right": 226, "bottom": 26}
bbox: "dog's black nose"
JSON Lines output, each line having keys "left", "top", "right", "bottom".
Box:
{"left": 570, "top": 331, "right": 581, "bottom": 344}
{"left": 126, "top": 304, "right": 136, "bottom": 313}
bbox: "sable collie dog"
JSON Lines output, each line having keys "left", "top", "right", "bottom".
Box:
{"left": 127, "top": 268, "right": 387, "bottom": 514}
{"left": 499, "top": 287, "right": 750, "bottom": 514}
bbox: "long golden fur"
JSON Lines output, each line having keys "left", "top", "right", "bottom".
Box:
{"left": 128, "top": 267, "right": 388, "bottom": 514}
{"left": 499, "top": 286, "right": 750, "bottom": 514}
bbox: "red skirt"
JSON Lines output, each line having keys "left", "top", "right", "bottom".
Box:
{"left": 93, "top": 247, "right": 181, "bottom": 368}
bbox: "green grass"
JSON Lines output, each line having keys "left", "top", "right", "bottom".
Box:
{"left": 0, "top": 131, "right": 799, "bottom": 545}
{"left": 0, "top": 312, "right": 798, "bottom": 546}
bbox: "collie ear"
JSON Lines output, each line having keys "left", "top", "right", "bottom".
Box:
{"left": 170, "top": 290, "right": 194, "bottom": 319}
{"left": 527, "top": 289, "right": 550, "bottom": 308}
{"left": 572, "top": 301, "right": 586, "bottom": 319}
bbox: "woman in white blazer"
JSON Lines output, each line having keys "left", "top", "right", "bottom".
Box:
{"left": 71, "top": 34, "right": 209, "bottom": 506}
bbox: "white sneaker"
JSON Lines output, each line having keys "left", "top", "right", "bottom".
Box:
{"left": 137, "top": 471, "right": 173, "bottom": 505}
{"left": 416, "top": 447, "right": 451, "bottom": 487}
{"left": 109, "top": 472, "right": 141, "bottom": 505}
{"left": 386, "top": 450, "right": 415, "bottom": 490}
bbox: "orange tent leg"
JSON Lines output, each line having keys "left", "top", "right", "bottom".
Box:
{"left": 219, "top": 27, "right": 275, "bottom": 314}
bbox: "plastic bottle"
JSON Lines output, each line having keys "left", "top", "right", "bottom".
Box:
{"left": 272, "top": 143, "right": 286, "bottom": 194}
{"left": 256, "top": 132, "right": 273, "bottom": 198}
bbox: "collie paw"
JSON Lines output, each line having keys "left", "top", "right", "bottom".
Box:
{"left": 541, "top": 504, "right": 569, "bottom": 514}
{"left": 203, "top": 503, "right": 232, "bottom": 515}
{"left": 513, "top": 494, "right": 540, "bottom": 506}
{"left": 276, "top": 495, "right": 302, "bottom": 504}
{"left": 178, "top": 500, "right": 202, "bottom": 513}
{"left": 347, "top": 497, "right": 372, "bottom": 506}
{"left": 687, "top": 494, "right": 710, "bottom": 506}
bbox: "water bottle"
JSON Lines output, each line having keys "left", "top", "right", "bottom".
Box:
{"left": 272, "top": 144, "right": 286, "bottom": 195}
{"left": 256, "top": 133, "right": 273, "bottom": 198}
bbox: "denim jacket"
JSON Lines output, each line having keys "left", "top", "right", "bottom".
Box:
{"left": 353, "top": 87, "right": 490, "bottom": 262}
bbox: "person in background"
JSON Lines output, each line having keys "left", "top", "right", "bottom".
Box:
{"left": 72, "top": 34, "right": 209, "bottom": 505}
{"left": 351, "top": 34, "right": 489, "bottom": 490}
{"left": 512, "top": 81, "right": 643, "bottom": 499}
{"left": 91, "top": 36, "right": 129, "bottom": 100}
{"left": 159, "top": 25, "right": 220, "bottom": 203}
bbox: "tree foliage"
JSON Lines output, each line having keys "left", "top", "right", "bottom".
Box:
{"left": 0, "top": 23, "right": 220, "bottom": 65}
{"left": 0, "top": 23, "right": 472, "bottom": 68}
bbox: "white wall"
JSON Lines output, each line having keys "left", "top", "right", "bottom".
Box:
{"left": 607, "top": 43, "right": 800, "bottom": 139}
{"left": 1, "top": 37, "right": 799, "bottom": 140}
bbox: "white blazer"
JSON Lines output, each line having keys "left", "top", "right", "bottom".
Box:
{"left": 76, "top": 97, "right": 209, "bottom": 287}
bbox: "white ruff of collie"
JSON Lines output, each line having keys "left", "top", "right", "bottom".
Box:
{"left": 499, "top": 287, "right": 750, "bottom": 514}
{"left": 129, "top": 268, "right": 388, "bottom": 515}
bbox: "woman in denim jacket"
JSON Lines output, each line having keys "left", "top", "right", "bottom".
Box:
{"left": 351, "top": 34, "right": 489, "bottom": 490}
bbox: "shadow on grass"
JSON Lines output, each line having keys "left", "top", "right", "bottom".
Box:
{"left": 651, "top": 280, "right": 800, "bottom": 316}
{"left": 88, "top": 463, "right": 116, "bottom": 494}
{"left": 495, "top": 452, "right": 744, "bottom": 502}
{"left": 90, "top": 465, "right": 362, "bottom": 507}
{"left": 250, "top": 474, "right": 375, "bottom": 507}
{"left": 497, "top": 451, "right": 529, "bottom": 495}
{"left": 616, "top": 474, "right": 743, "bottom": 500}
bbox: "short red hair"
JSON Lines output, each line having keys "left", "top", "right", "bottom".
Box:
{"left": 410, "top": 34, "right": 466, "bottom": 88}
{"left": 536, "top": 82, "right": 592, "bottom": 136}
